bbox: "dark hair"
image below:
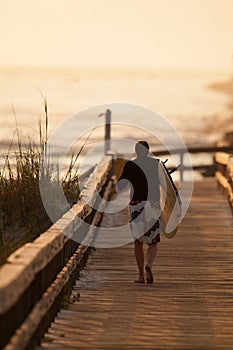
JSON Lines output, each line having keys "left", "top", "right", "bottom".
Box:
{"left": 135, "top": 140, "right": 149, "bottom": 155}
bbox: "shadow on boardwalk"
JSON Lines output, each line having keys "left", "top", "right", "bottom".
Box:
{"left": 39, "top": 179, "right": 233, "bottom": 350}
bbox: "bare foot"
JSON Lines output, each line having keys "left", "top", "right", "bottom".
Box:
{"left": 145, "top": 265, "right": 153, "bottom": 284}
{"left": 134, "top": 278, "right": 145, "bottom": 283}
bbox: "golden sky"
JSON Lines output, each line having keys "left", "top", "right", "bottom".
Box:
{"left": 0, "top": 0, "right": 233, "bottom": 70}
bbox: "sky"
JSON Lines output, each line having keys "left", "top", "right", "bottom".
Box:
{"left": 0, "top": 0, "right": 233, "bottom": 70}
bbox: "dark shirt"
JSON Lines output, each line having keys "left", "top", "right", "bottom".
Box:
{"left": 118, "top": 156, "right": 160, "bottom": 201}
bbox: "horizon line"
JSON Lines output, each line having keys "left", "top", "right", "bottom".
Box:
{"left": 0, "top": 63, "right": 230, "bottom": 74}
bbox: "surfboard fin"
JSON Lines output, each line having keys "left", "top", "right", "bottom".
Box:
{"left": 169, "top": 164, "right": 181, "bottom": 175}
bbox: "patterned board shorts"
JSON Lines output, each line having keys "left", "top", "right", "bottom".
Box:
{"left": 129, "top": 200, "right": 161, "bottom": 245}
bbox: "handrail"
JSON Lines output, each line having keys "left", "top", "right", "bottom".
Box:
{"left": 153, "top": 145, "right": 233, "bottom": 180}
{"left": 0, "top": 155, "right": 115, "bottom": 350}
{"left": 1, "top": 146, "right": 233, "bottom": 349}
{"left": 153, "top": 145, "right": 233, "bottom": 156}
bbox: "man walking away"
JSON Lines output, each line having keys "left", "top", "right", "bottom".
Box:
{"left": 117, "top": 140, "right": 164, "bottom": 284}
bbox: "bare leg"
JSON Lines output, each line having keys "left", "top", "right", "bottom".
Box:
{"left": 145, "top": 244, "right": 158, "bottom": 284}
{"left": 134, "top": 241, "right": 145, "bottom": 282}
{"left": 146, "top": 244, "right": 158, "bottom": 268}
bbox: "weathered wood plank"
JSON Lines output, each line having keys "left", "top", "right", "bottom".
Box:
{"left": 215, "top": 152, "right": 233, "bottom": 210}
{"left": 0, "top": 155, "right": 114, "bottom": 349}
{"left": 3, "top": 245, "right": 88, "bottom": 350}
{"left": 40, "top": 178, "right": 233, "bottom": 350}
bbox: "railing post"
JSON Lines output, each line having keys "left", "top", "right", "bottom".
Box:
{"left": 105, "top": 109, "right": 111, "bottom": 154}
{"left": 98, "top": 109, "right": 111, "bottom": 154}
{"left": 180, "top": 151, "right": 184, "bottom": 182}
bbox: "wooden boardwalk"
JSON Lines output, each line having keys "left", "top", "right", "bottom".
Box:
{"left": 39, "top": 179, "right": 233, "bottom": 350}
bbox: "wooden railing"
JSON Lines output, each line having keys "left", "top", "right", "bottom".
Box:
{"left": 0, "top": 155, "right": 115, "bottom": 350}
{"left": 215, "top": 152, "right": 233, "bottom": 211}
{"left": 153, "top": 145, "right": 233, "bottom": 180}
{"left": 1, "top": 145, "right": 233, "bottom": 349}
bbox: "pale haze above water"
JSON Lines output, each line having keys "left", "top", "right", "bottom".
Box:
{"left": 0, "top": 66, "right": 231, "bottom": 150}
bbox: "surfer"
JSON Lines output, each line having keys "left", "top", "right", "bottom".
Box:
{"left": 117, "top": 140, "right": 164, "bottom": 284}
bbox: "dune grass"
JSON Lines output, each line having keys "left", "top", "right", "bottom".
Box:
{"left": 0, "top": 99, "right": 85, "bottom": 266}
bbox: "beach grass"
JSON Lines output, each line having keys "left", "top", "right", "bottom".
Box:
{"left": 0, "top": 100, "right": 84, "bottom": 266}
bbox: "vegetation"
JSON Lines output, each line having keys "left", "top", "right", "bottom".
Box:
{"left": 0, "top": 98, "right": 84, "bottom": 266}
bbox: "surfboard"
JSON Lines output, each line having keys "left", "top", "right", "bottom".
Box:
{"left": 160, "top": 160, "right": 182, "bottom": 239}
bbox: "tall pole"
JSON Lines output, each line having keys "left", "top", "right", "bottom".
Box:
{"left": 98, "top": 109, "right": 111, "bottom": 154}
{"left": 105, "top": 109, "right": 111, "bottom": 154}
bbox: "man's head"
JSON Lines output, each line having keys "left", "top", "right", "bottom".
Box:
{"left": 135, "top": 140, "right": 149, "bottom": 156}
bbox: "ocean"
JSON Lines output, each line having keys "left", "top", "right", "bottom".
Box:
{"left": 0, "top": 66, "right": 231, "bottom": 175}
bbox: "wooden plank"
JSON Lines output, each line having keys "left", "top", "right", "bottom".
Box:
{"left": 0, "top": 156, "right": 113, "bottom": 316}
{"left": 40, "top": 178, "right": 233, "bottom": 349}
{"left": 153, "top": 145, "right": 233, "bottom": 157}
{"left": 215, "top": 153, "right": 233, "bottom": 210}
{"left": 3, "top": 245, "right": 88, "bottom": 350}
{"left": 215, "top": 152, "right": 231, "bottom": 165}
{"left": 0, "top": 155, "right": 115, "bottom": 349}
{"left": 0, "top": 227, "right": 66, "bottom": 315}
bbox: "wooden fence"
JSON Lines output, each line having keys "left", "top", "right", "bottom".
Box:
{"left": 215, "top": 152, "right": 233, "bottom": 211}
{"left": 153, "top": 145, "right": 233, "bottom": 180}
{"left": 0, "top": 155, "right": 115, "bottom": 350}
{"left": 1, "top": 147, "right": 233, "bottom": 349}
